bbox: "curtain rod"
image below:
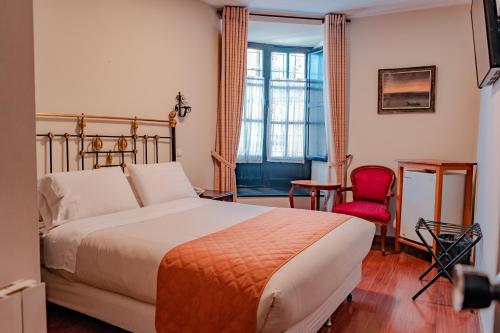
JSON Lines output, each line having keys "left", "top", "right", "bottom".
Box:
{"left": 216, "top": 9, "right": 351, "bottom": 23}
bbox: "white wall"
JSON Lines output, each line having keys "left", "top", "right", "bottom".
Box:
{"left": 349, "top": 5, "right": 479, "bottom": 173}
{"left": 475, "top": 81, "right": 500, "bottom": 333}
{"left": 33, "top": 0, "right": 220, "bottom": 188}
{"left": 0, "top": 0, "right": 40, "bottom": 285}
{"left": 348, "top": 5, "right": 480, "bottom": 230}
{"left": 33, "top": 3, "right": 484, "bottom": 214}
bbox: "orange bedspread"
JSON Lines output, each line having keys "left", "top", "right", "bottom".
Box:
{"left": 155, "top": 208, "right": 351, "bottom": 333}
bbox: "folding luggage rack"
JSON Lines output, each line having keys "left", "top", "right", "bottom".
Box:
{"left": 412, "top": 218, "right": 482, "bottom": 300}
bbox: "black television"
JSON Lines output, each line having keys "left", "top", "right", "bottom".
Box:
{"left": 471, "top": 0, "right": 500, "bottom": 88}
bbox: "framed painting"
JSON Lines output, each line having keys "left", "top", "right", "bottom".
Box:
{"left": 378, "top": 66, "right": 436, "bottom": 114}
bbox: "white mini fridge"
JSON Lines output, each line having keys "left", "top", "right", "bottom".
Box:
{"left": 400, "top": 170, "right": 466, "bottom": 245}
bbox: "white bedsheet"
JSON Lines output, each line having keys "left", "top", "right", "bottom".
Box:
{"left": 43, "top": 198, "right": 261, "bottom": 273}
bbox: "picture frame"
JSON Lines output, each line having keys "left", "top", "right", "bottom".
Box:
{"left": 378, "top": 66, "right": 436, "bottom": 114}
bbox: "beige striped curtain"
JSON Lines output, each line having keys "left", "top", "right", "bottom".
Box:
{"left": 324, "top": 13, "right": 348, "bottom": 186}
{"left": 212, "top": 6, "right": 248, "bottom": 199}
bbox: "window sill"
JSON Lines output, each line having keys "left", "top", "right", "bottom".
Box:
{"left": 237, "top": 186, "right": 310, "bottom": 198}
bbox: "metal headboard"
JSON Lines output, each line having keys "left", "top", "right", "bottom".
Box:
{"left": 36, "top": 111, "right": 177, "bottom": 173}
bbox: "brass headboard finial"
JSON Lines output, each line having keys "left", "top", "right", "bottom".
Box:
{"left": 78, "top": 114, "right": 86, "bottom": 138}
{"left": 106, "top": 151, "right": 113, "bottom": 165}
{"left": 117, "top": 136, "right": 128, "bottom": 151}
{"left": 91, "top": 136, "right": 104, "bottom": 151}
{"left": 168, "top": 111, "right": 177, "bottom": 128}
{"left": 131, "top": 117, "right": 139, "bottom": 138}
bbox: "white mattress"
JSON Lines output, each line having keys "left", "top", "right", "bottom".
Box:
{"left": 43, "top": 198, "right": 375, "bottom": 332}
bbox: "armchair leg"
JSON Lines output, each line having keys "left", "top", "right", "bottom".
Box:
{"left": 380, "top": 224, "right": 387, "bottom": 256}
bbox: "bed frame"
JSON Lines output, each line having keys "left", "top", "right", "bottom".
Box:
{"left": 36, "top": 110, "right": 179, "bottom": 328}
{"left": 36, "top": 111, "right": 177, "bottom": 174}
{"left": 36, "top": 112, "right": 358, "bottom": 332}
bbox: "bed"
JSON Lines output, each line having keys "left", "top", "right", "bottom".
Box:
{"left": 42, "top": 198, "right": 374, "bottom": 333}
{"left": 36, "top": 113, "right": 375, "bottom": 333}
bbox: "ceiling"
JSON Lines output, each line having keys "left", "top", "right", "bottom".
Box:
{"left": 202, "top": 0, "right": 469, "bottom": 17}
{"left": 248, "top": 21, "right": 323, "bottom": 47}
{"left": 212, "top": 0, "right": 470, "bottom": 47}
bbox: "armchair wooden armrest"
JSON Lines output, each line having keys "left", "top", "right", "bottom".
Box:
{"left": 334, "top": 187, "right": 353, "bottom": 207}
{"left": 337, "top": 186, "right": 353, "bottom": 193}
{"left": 384, "top": 191, "right": 395, "bottom": 206}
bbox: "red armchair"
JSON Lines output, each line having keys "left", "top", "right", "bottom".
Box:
{"left": 333, "top": 165, "right": 395, "bottom": 255}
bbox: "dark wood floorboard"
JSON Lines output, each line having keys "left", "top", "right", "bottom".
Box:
{"left": 47, "top": 250, "right": 479, "bottom": 333}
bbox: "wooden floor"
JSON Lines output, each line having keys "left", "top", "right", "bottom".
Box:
{"left": 47, "top": 250, "right": 479, "bottom": 333}
{"left": 319, "top": 250, "right": 479, "bottom": 333}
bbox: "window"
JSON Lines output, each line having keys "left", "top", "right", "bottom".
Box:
{"left": 236, "top": 44, "right": 326, "bottom": 196}
{"left": 268, "top": 52, "right": 306, "bottom": 162}
{"left": 237, "top": 48, "right": 265, "bottom": 163}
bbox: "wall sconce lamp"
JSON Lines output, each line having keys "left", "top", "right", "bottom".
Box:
{"left": 175, "top": 92, "right": 192, "bottom": 118}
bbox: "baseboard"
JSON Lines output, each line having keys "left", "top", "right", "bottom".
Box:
{"left": 371, "top": 235, "right": 432, "bottom": 261}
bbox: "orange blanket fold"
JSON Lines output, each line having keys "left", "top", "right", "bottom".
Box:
{"left": 155, "top": 208, "right": 351, "bottom": 333}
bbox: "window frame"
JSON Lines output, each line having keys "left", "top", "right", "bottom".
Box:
{"left": 237, "top": 47, "right": 265, "bottom": 163}
{"left": 236, "top": 43, "right": 315, "bottom": 196}
{"left": 305, "top": 47, "right": 328, "bottom": 162}
{"left": 247, "top": 42, "right": 312, "bottom": 164}
{"left": 267, "top": 50, "right": 308, "bottom": 163}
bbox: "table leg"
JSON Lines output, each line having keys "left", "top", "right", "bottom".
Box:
{"left": 310, "top": 189, "right": 316, "bottom": 211}
{"left": 434, "top": 168, "right": 444, "bottom": 223}
{"left": 395, "top": 165, "right": 404, "bottom": 253}
{"left": 316, "top": 189, "right": 321, "bottom": 211}
{"left": 433, "top": 168, "right": 444, "bottom": 254}
{"left": 463, "top": 166, "right": 474, "bottom": 227}
{"left": 288, "top": 185, "right": 296, "bottom": 208}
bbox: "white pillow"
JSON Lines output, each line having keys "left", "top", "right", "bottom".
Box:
{"left": 38, "top": 167, "right": 140, "bottom": 229}
{"left": 127, "top": 162, "right": 198, "bottom": 206}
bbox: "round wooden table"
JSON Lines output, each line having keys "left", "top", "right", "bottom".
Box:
{"left": 288, "top": 180, "right": 341, "bottom": 211}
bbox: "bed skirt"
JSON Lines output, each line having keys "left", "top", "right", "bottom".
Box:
{"left": 42, "top": 265, "right": 361, "bottom": 333}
